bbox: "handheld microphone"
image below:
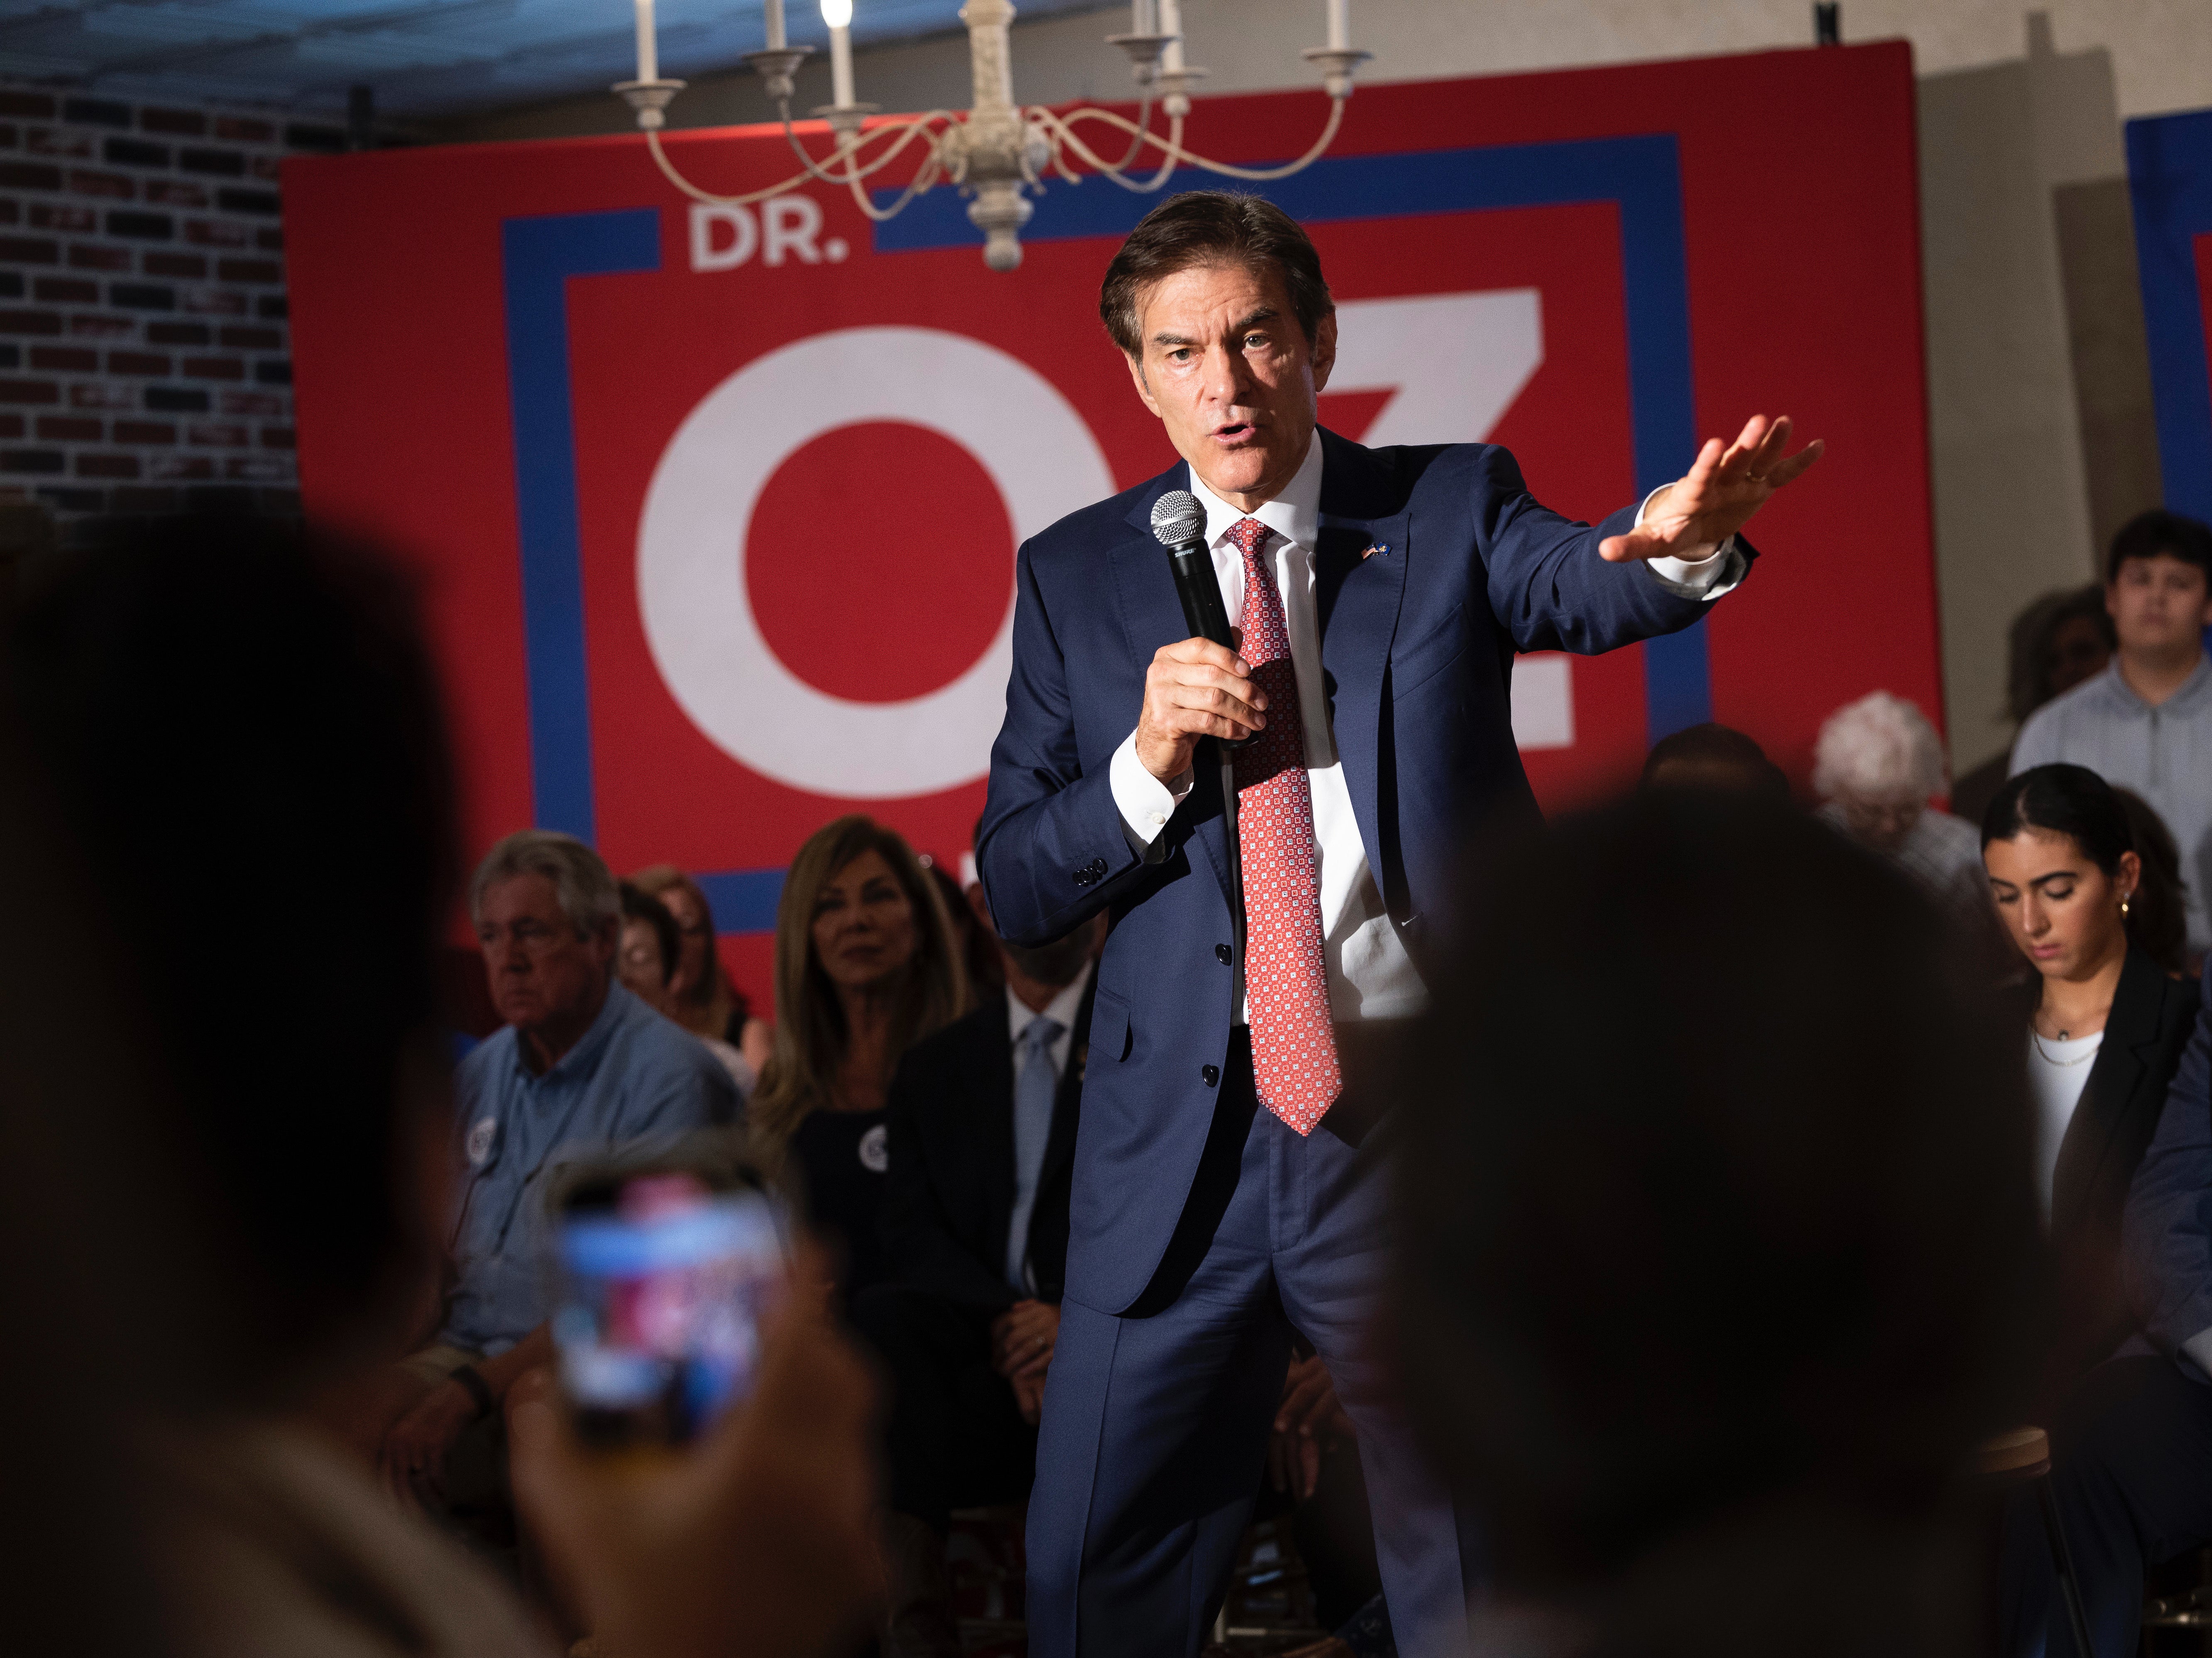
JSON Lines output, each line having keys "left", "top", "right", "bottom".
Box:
{"left": 1150, "top": 489, "right": 1254, "bottom": 748}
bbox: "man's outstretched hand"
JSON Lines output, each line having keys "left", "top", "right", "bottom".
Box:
{"left": 1598, "top": 413, "right": 1823, "bottom": 564}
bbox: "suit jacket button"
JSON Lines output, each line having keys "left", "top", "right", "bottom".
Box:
{"left": 1215, "top": 944, "right": 1232, "bottom": 965}
{"left": 1201, "top": 1064, "right": 1220, "bottom": 1087}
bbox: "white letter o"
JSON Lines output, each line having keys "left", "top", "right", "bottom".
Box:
{"left": 637, "top": 326, "right": 1115, "bottom": 799}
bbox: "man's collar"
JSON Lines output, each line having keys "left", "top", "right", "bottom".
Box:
{"left": 1006, "top": 958, "right": 1094, "bottom": 1043}
{"left": 1187, "top": 429, "right": 1324, "bottom": 552}
{"left": 512, "top": 979, "right": 629, "bottom": 1080}
{"left": 2102, "top": 651, "right": 2212, "bottom": 713}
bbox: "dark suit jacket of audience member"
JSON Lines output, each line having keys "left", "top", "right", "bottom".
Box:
{"left": 881, "top": 978, "right": 1098, "bottom": 1313}
{"left": 2045, "top": 946, "right": 2199, "bottom": 1381}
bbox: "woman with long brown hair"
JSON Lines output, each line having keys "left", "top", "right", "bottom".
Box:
{"left": 751, "top": 816, "right": 966, "bottom": 1303}
{"left": 629, "top": 864, "right": 775, "bottom": 1076}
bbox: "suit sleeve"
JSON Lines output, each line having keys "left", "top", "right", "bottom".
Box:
{"left": 2122, "top": 971, "right": 2212, "bottom": 1365}
{"left": 977, "top": 540, "right": 1158, "bottom": 949}
{"left": 881, "top": 1057, "right": 1020, "bottom": 1316}
{"left": 1475, "top": 447, "right": 1740, "bottom": 655}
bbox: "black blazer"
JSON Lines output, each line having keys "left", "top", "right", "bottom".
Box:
{"left": 879, "top": 976, "right": 1095, "bottom": 1314}
{"left": 2047, "top": 946, "right": 2200, "bottom": 1377}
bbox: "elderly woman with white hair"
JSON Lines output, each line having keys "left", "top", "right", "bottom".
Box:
{"left": 1814, "top": 690, "right": 1990, "bottom": 928}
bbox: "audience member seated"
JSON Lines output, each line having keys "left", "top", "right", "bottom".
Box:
{"left": 1815, "top": 688, "right": 1991, "bottom": 933}
{"left": 751, "top": 815, "right": 966, "bottom": 1306}
{"left": 2014, "top": 510, "right": 2212, "bottom": 964}
{"left": 1979, "top": 766, "right": 2200, "bottom": 1658}
{"left": 2, "top": 511, "right": 879, "bottom": 1658}
{"left": 855, "top": 907, "right": 1104, "bottom": 1656}
{"left": 374, "top": 830, "right": 741, "bottom": 1510}
{"left": 1637, "top": 721, "right": 1792, "bottom": 801}
{"left": 1953, "top": 584, "right": 2115, "bottom": 827}
{"left": 1392, "top": 794, "right": 2038, "bottom": 1656}
{"left": 619, "top": 880, "right": 756, "bottom": 1097}
{"left": 633, "top": 864, "right": 776, "bottom": 1076}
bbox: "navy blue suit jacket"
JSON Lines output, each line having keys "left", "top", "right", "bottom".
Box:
{"left": 2125, "top": 964, "right": 2212, "bottom": 1358}
{"left": 977, "top": 427, "right": 1741, "bottom": 1313}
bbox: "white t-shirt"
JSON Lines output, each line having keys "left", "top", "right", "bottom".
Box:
{"left": 2027, "top": 1028, "right": 2102, "bottom": 1222}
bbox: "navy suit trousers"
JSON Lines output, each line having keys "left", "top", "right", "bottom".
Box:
{"left": 2000, "top": 1356, "right": 2212, "bottom": 1658}
{"left": 1025, "top": 1033, "right": 1474, "bottom": 1657}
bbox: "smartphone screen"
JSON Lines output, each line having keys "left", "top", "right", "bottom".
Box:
{"left": 550, "top": 1163, "right": 790, "bottom": 1448}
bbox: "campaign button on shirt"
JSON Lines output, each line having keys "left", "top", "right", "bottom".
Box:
{"left": 465, "top": 1116, "right": 498, "bottom": 1166}
{"left": 859, "top": 1122, "right": 890, "bottom": 1173}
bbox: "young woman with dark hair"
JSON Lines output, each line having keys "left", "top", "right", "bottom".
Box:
{"left": 1981, "top": 764, "right": 2204, "bottom": 1657}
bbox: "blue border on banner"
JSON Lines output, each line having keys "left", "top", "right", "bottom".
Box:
{"left": 500, "top": 136, "right": 1710, "bottom": 934}
{"left": 2128, "top": 109, "right": 2212, "bottom": 523}
{"left": 875, "top": 134, "right": 1714, "bottom": 737}
{"left": 502, "top": 208, "right": 792, "bottom": 932}
{"left": 502, "top": 207, "right": 662, "bottom": 841}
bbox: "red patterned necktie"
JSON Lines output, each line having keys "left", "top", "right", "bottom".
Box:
{"left": 1225, "top": 516, "right": 1342, "bottom": 1135}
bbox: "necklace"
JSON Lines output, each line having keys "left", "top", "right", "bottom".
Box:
{"left": 2031, "top": 1027, "right": 2098, "bottom": 1066}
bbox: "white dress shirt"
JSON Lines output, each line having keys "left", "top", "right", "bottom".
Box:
{"left": 1108, "top": 437, "right": 1736, "bottom": 1025}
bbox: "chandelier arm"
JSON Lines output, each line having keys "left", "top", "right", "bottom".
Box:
{"left": 775, "top": 104, "right": 951, "bottom": 187}
{"left": 842, "top": 139, "right": 948, "bottom": 222}
{"left": 1032, "top": 96, "right": 1345, "bottom": 185}
{"left": 643, "top": 127, "right": 820, "bottom": 207}
{"left": 1098, "top": 96, "right": 1157, "bottom": 174}
{"left": 1025, "top": 105, "right": 1180, "bottom": 192}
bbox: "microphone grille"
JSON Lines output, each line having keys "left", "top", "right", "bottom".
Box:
{"left": 1150, "top": 491, "right": 1206, "bottom": 547}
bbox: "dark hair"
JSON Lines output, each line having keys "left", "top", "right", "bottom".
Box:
{"left": 1638, "top": 722, "right": 1791, "bottom": 803}
{"left": 6, "top": 511, "right": 457, "bottom": 1403}
{"left": 1099, "top": 191, "right": 1334, "bottom": 358}
{"left": 2106, "top": 508, "right": 2212, "bottom": 587}
{"left": 2006, "top": 584, "right": 2114, "bottom": 724}
{"left": 1979, "top": 763, "right": 2133, "bottom": 873}
{"left": 1392, "top": 796, "right": 2035, "bottom": 1602}
{"left": 2114, "top": 788, "right": 2189, "bottom": 974}
{"left": 620, "top": 880, "right": 683, "bottom": 984}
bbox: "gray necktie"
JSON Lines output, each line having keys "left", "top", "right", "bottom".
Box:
{"left": 1006, "top": 1012, "right": 1064, "bottom": 1292}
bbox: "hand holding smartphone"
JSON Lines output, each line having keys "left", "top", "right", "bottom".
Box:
{"left": 548, "top": 1144, "right": 793, "bottom": 1450}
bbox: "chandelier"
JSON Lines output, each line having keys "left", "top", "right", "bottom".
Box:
{"left": 613, "top": 0, "right": 1370, "bottom": 270}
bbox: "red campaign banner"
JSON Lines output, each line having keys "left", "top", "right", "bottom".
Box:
{"left": 283, "top": 40, "right": 1937, "bottom": 1005}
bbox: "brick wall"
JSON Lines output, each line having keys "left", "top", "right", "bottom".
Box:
{"left": 0, "top": 84, "right": 338, "bottom": 521}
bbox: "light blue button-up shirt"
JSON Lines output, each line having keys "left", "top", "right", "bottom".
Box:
{"left": 439, "top": 981, "right": 741, "bottom": 1355}
{"left": 2012, "top": 655, "right": 2212, "bottom": 954}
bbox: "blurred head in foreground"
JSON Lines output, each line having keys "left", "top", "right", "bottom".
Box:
{"left": 1638, "top": 722, "right": 1792, "bottom": 803}
{"left": 8, "top": 510, "right": 457, "bottom": 1406}
{"left": 1393, "top": 796, "right": 2037, "bottom": 1655}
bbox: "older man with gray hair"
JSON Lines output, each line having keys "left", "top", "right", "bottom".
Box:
{"left": 371, "top": 828, "right": 740, "bottom": 1507}
{"left": 1814, "top": 690, "right": 1989, "bottom": 929}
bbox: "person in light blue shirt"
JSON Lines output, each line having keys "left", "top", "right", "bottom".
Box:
{"left": 374, "top": 829, "right": 739, "bottom": 1505}
{"left": 2013, "top": 510, "right": 2212, "bottom": 959}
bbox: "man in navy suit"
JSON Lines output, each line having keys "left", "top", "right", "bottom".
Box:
{"left": 975, "top": 192, "right": 1821, "bottom": 1657}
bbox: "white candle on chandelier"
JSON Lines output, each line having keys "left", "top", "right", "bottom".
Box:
{"left": 1158, "top": 0, "right": 1183, "bottom": 72}
{"left": 634, "top": 0, "right": 658, "bottom": 83}
{"left": 821, "top": 0, "right": 855, "bottom": 107}
{"left": 764, "top": 0, "right": 786, "bottom": 50}
{"left": 1130, "top": 0, "right": 1156, "bottom": 37}
{"left": 1325, "top": 0, "right": 1348, "bottom": 51}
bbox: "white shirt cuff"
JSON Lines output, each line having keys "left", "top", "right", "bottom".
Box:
{"left": 2181, "top": 1324, "right": 2212, "bottom": 1382}
{"left": 1110, "top": 728, "right": 1192, "bottom": 845}
{"left": 1636, "top": 483, "right": 1740, "bottom": 599}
